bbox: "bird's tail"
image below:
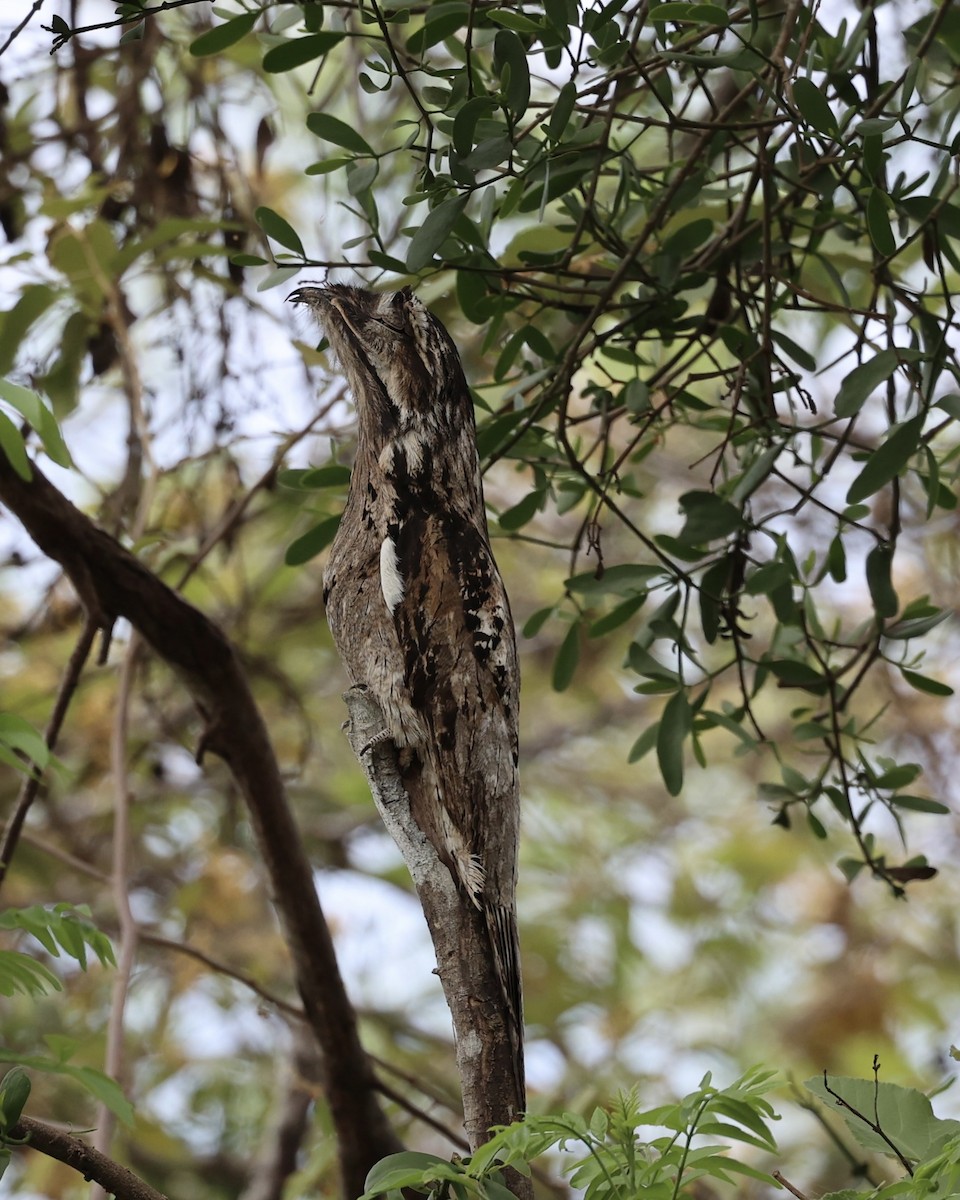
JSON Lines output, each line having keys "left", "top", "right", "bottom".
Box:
{"left": 487, "top": 900, "right": 525, "bottom": 1115}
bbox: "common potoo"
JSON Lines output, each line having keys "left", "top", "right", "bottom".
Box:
{"left": 289, "top": 284, "right": 522, "bottom": 1084}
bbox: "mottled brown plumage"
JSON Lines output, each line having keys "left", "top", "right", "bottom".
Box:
{"left": 289, "top": 284, "right": 523, "bottom": 1090}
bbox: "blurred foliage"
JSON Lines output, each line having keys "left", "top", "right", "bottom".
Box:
{"left": 1, "top": 0, "right": 960, "bottom": 1197}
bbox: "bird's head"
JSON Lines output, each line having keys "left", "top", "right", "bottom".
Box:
{"left": 288, "top": 285, "right": 466, "bottom": 426}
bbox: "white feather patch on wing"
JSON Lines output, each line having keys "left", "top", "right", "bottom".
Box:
{"left": 379, "top": 536, "right": 405, "bottom": 614}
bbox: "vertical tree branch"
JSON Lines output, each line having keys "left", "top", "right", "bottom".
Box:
{"left": 89, "top": 634, "right": 143, "bottom": 1198}
{"left": 342, "top": 687, "right": 532, "bottom": 1200}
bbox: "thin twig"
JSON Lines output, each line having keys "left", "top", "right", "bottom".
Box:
{"left": 0, "top": 613, "right": 100, "bottom": 891}
{"left": 0, "top": 0, "right": 44, "bottom": 57}
{"left": 772, "top": 1170, "right": 810, "bottom": 1199}
{"left": 43, "top": 0, "right": 210, "bottom": 51}
{"left": 822, "top": 1069, "right": 914, "bottom": 1177}
{"left": 89, "top": 633, "right": 143, "bottom": 1198}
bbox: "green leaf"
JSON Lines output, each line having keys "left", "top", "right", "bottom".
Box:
{"left": 499, "top": 488, "right": 543, "bottom": 531}
{"left": 884, "top": 608, "right": 949, "bottom": 639}
{"left": 663, "top": 217, "right": 713, "bottom": 255}
{"left": 0, "top": 379, "right": 72, "bottom": 467}
{"left": 406, "top": 195, "right": 469, "bottom": 272}
{"left": 362, "top": 1151, "right": 452, "bottom": 1200}
{"left": 866, "top": 543, "right": 898, "bottom": 619}
{"left": 0, "top": 411, "right": 31, "bottom": 480}
{"left": 263, "top": 32, "right": 345, "bottom": 72}
{"left": 0, "top": 950, "right": 61, "bottom": 997}
{"left": 900, "top": 669, "right": 953, "bottom": 697}
{"left": 189, "top": 10, "right": 257, "bottom": 56}
{"left": 548, "top": 80, "right": 578, "bottom": 141}
{"left": 406, "top": 9, "right": 468, "bottom": 54}
{"left": 567, "top": 564, "right": 664, "bottom": 596}
{"left": 803, "top": 1075, "right": 960, "bottom": 1161}
{"left": 827, "top": 534, "right": 846, "bottom": 582}
{"left": 256, "top": 266, "right": 301, "bottom": 293}
{"left": 678, "top": 491, "right": 744, "bottom": 544}
{"left": 522, "top": 607, "right": 553, "bottom": 638}
{"left": 846, "top": 415, "right": 924, "bottom": 504}
{"left": 698, "top": 557, "right": 728, "bottom": 644}
{"left": 254, "top": 206, "right": 304, "bottom": 257}
{"left": 0, "top": 376, "right": 43, "bottom": 426}
{"left": 834, "top": 349, "right": 901, "bottom": 418}
{"left": 628, "top": 722, "right": 659, "bottom": 763}
{"left": 279, "top": 465, "right": 351, "bottom": 489}
{"left": 493, "top": 29, "right": 531, "bottom": 117}
{"left": 0, "top": 286, "right": 57, "bottom": 376}
{"left": 793, "top": 77, "right": 838, "bottom": 136}
{"left": 744, "top": 561, "right": 793, "bottom": 596}
{"left": 657, "top": 690, "right": 690, "bottom": 796}
{"left": 891, "top": 793, "right": 949, "bottom": 813}
{"left": 867, "top": 186, "right": 896, "bottom": 256}
{"left": 306, "top": 113, "right": 375, "bottom": 156}
{"left": 305, "top": 157, "right": 351, "bottom": 176}
{"left": 66, "top": 1066, "right": 134, "bottom": 1127}
{"left": 552, "top": 622, "right": 580, "bottom": 692}
{"left": 768, "top": 660, "right": 828, "bottom": 693}
{"left": 0, "top": 1068, "right": 31, "bottom": 1131}
{"left": 628, "top": 643, "right": 680, "bottom": 683}
{"left": 486, "top": 9, "right": 543, "bottom": 32}
{"left": 452, "top": 97, "right": 498, "bottom": 157}
{"left": 771, "top": 330, "right": 817, "bottom": 371}
{"left": 589, "top": 593, "right": 646, "bottom": 637}
{"left": 285, "top": 514, "right": 341, "bottom": 565}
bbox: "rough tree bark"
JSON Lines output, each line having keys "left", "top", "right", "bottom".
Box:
{"left": 343, "top": 687, "right": 533, "bottom": 1200}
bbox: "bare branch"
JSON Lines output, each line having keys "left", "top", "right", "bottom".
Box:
{"left": 0, "top": 0, "right": 45, "bottom": 58}
{"left": 11, "top": 1116, "right": 169, "bottom": 1200}
{"left": 43, "top": 0, "right": 212, "bottom": 52}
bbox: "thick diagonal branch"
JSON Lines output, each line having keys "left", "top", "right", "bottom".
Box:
{"left": 0, "top": 455, "right": 401, "bottom": 1198}
{"left": 11, "top": 1117, "right": 169, "bottom": 1200}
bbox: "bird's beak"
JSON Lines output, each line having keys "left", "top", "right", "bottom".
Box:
{"left": 286, "top": 286, "right": 325, "bottom": 305}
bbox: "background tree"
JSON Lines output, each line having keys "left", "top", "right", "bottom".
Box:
{"left": 2, "top": 1, "right": 960, "bottom": 1198}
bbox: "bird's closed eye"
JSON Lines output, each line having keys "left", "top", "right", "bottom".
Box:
{"left": 372, "top": 317, "right": 404, "bottom": 333}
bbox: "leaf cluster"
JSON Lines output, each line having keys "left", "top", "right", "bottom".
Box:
{"left": 363, "top": 1068, "right": 780, "bottom": 1200}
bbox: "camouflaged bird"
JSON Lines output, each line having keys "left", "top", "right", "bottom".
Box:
{"left": 289, "top": 284, "right": 523, "bottom": 1090}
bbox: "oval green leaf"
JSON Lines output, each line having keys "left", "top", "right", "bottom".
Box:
{"left": 306, "top": 113, "right": 374, "bottom": 156}
{"left": 548, "top": 80, "right": 578, "bottom": 141}
{"left": 552, "top": 622, "right": 580, "bottom": 692}
{"left": 846, "top": 414, "right": 924, "bottom": 504}
{"left": 498, "top": 487, "right": 543, "bottom": 531}
{"left": 900, "top": 669, "right": 953, "bottom": 697}
{"left": 867, "top": 186, "right": 896, "bottom": 257}
{"left": 0, "top": 411, "right": 31, "bottom": 480}
{"left": 493, "top": 29, "right": 531, "bottom": 117}
{"left": 452, "top": 97, "right": 498, "bottom": 156}
{"left": 189, "top": 11, "right": 257, "bottom": 57}
{"left": 406, "top": 194, "right": 469, "bottom": 272}
{"left": 263, "top": 32, "right": 345, "bottom": 73}
{"left": 255, "top": 206, "right": 304, "bottom": 256}
{"left": 678, "top": 491, "right": 744, "bottom": 544}
{"left": 834, "top": 348, "right": 900, "bottom": 418}
{"left": 657, "top": 689, "right": 691, "bottom": 796}
{"left": 866, "top": 543, "right": 898, "bottom": 619}
{"left": 793, "top": 77, "right": 838, "bottom": 136}
{"left": 285, "top": 515, "right": 341, "bottom": 565}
